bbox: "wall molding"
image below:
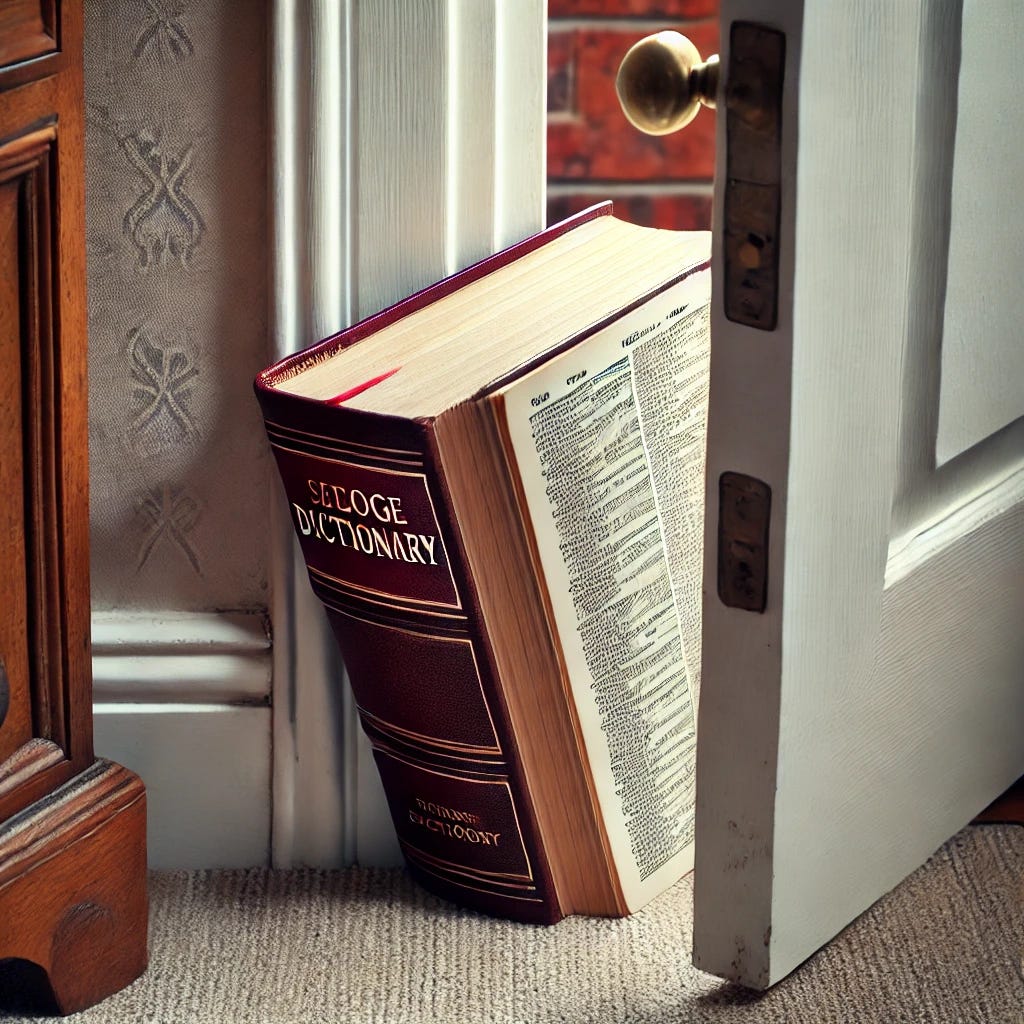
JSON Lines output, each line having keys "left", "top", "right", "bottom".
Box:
{"left": 91, "top": 617, "right": 272, "bottom": 867}
{"left": 91, "top": 611, "right": 271, "bottom": 705}
{"left": 269, "top": 0, "right": 357, "bottom": 871}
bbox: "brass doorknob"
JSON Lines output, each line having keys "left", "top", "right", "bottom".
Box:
{"left": 615, "top": 31, "right": 719, "bottom": 136}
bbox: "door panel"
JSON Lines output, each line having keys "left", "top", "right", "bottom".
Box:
{"left": 0, "top": 126, "right": 68, "bottom": 762}
{"left": 886, "top": 0, "right": 1024, "bottom": 554}
{"left": 0, "top": 154, "right": 34, "bottom": 763}
{"left": 936, "top": 1, "right": 1024, "bottom": 464}
{"left": 694, "top": 0, "right": 1024, "bottom": 988}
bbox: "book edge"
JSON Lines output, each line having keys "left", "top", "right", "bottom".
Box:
{"left": 254, "top": 202, "right": 615, "bottom": 397}
{"left": 477, "top": 259, "right": 712, "bottom": 911}
{"left": 484, "top": 392, "right": 630, "bottom": 917}
{"left": 475, "top": 247, "right": 712, "bottom": 401}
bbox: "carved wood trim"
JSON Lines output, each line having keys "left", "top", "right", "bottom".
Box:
{"left": 0, "top": 759, "right": 148, "bottom": 1015}
{"left": 0, "top": 0, "right": 61, "bottom": 93}
{"left": 0, "top": 0, "right": 57, "bottom": 68}
{"left": 0, "top": 123, "right": 72, "bottom": 768}
{"left": 0, "top": 738, "right": 65, "bottom": 822}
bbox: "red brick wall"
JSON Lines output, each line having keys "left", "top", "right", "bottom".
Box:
{"left": 547, "top": 0, "right": 718, "bottom": 231}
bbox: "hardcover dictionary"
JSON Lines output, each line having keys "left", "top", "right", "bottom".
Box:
{"left": 255, "top": 204, "right": 711, "bottom": 923}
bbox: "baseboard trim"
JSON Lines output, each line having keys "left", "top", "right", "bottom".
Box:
{"left": 91, "top": 612, "right": 271, "bottom": 705}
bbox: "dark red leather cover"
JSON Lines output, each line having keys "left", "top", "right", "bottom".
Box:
{"left": 256, "top": 400, "right": 558, "bottom": 922}
{"left": 253, "top": 208, "right": 615, "bottom": 923}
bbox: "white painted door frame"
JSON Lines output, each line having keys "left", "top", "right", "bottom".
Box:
{"left": 268, "top": 0, "right": 547, "bottom": 868}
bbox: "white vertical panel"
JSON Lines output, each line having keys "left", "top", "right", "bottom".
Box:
{"left": 447, "top": 0, "right": 497, "bottom": 270}
{"left": 770, "top": 0, "right": 923, "bottom": 979}
{"left": 495, "top": 0, "right": 547, "bottom": 243}
{"left": 270, "top": 0, "right": 545, "bottom": 867}
{"left": 888, "top": 0, "right": 1024, "bottom": 553}
{"left": 353, "top": 1, "right": 448, "bottom": 318}
{"left": 94, "top": 705, "right": 271, "bottom": 869}
{"left": 936, "top": 0, "right": 1024, "bottom": 464}
{"left": 269, "top": 0, "right": 356, "bottom": 868}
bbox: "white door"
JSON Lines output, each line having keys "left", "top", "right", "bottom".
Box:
{"left": 694, "top": 0, "right": 1024, "bottom": 987}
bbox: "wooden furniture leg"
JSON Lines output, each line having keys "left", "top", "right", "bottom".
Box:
{"left": 0, "top": 4, "right": 150, "bottom": 1015}
{"left": 0, "top": 761, "right": 148, "bottom": 1015}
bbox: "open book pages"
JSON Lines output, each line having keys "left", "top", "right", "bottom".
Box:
{"left": 271, "top": 217, "right": 711, "bottom": 421}
{"left": 258, "top": 208, "right": 712, "bottom": 921}
{"left": 495, "top": 270, "right": 710, "bottom": 911}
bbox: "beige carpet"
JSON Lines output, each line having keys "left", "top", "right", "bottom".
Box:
{"left": 1, "top": 825, "right": 1021, "bottom": 1023}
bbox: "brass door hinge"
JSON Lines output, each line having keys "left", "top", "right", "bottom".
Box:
{"left": 717, "top": 471, "right": 771, "bottom": 613}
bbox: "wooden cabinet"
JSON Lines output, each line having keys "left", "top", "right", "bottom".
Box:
{"left": 0, "top": 2, "right": 148, "bottom": 1013}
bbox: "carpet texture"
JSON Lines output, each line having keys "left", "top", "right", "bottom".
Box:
{"left": 1, "top": 825, "right": 1021, "bottom": 1023}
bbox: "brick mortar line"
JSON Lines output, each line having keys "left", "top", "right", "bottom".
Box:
{"left": 547, "top": 181, "right": 714, "bottom": 195}
{"left": 548, "top": 18, "right": 713, "bottom": 31}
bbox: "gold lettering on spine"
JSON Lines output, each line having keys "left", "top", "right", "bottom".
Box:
{"left": 414, "top": 797, "right": 481, "bottom": 825}
{"left": 270, "top": 447, "right": 462, "bottom": 609}
{"left": 408, "top": 798, "right": 502, "bottom": 846}
{"left": 293, "top": 477, "right": 439, "bottom": 565}
{"left": 408, "top": 810, "right": 502, "bottom": 847}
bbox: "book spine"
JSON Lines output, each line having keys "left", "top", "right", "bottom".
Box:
{"left": 259, "top": 398, "right": 560, "bottom": 923}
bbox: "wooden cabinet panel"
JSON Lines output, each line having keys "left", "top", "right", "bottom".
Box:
{"left": 0, "top": 160, "right": 33, "bottom": 762}
{"left": 0, "top": 124, "right": 71, "bottom": 783}
{"left": 0, "top": 0, "right": 91, "bottom": 801}
{"left": 0, "top": 3, "right": 148, "bottom": 1013}
{"left": 0, "top": 1, "right": 57, "bottom": 69}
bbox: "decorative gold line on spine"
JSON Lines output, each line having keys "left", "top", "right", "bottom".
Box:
{"left": 400, "top": 841, "right": 535, "bottom": 885}
{"left": 264, "top": 440, "right": 423, "bottom": 471}
{"left": 268, "top": 440, "right": 423, "bottom": 471}
{"left": 360, "top": 707, "right": 502, "bottom": 757}
{"left": 271, "top": 447, "right": 432, "bottom": 481}
{"left": 371, "top": 738, "right": 506, "bottom": 775}
{"left": 376, "top": 749, "right": 534, "bottom": 882}
{"left": 262, "top": 418, "right": 422, "bottom": 457}
{"left": 310, "top": 568, "right": 469, "bottom": 621}
{"left": 325, "top": 606, "right": 474, "bottom": 646}
{"left": 406, "top": 859, "right": 545, "bottom": 903}
{"left": 309, "top": 567, "right": 462, "bottom": 612}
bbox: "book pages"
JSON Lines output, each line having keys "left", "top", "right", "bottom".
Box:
{"left": 499, "top": 271, "right": 710, "bottom": 910}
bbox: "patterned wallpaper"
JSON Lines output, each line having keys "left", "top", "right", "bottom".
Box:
{"left": 84, "top": 0, "right": 270, "bottom": 612}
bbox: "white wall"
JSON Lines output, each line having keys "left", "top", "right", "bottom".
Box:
{"left": 85, "top": 0, "right": 272, "bottom": 867}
